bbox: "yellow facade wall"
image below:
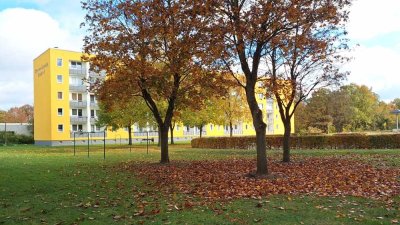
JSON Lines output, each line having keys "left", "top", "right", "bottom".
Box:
{"left": 34, "top": 50, "right": 52, "bottom": 141}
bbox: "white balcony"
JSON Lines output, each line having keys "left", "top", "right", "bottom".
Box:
{"left": 70, "top": 116, "right": 87, "bottom": 123}
{"left": 69, "top": 85, "right": 87, "bottom": 92}
{"left": 69, "top": 67, "right": 87, "bottom": 76}
{"left": 70, "top": 101, "right": 87, "bottom": 108}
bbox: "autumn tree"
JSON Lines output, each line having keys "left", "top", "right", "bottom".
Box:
{"left": 301, "top": 89, "right": 338, "bottom": 133}
{"left": 293, "top": 101, "right": 308, "bottom": 134}
{"left": 263, "top": 2, "right": 351, "bottom": 162}
{"left": 169, "top": 111, "right": 182, "bottom": 144}
{"left": 297, "top": 84, "right": 395, "bottom": 133}
{"left": 391, "top": 98, "right": 400, "bottom": 109}
{"left": 96, "top": 97, "right": 152, "bottom": 145}
{"left": 213, "top": 0, "right": 352, "bottom": 172}
{"left": 5, "top": 104, "right": 34, "bottom": 123}
{"left": 339, "top": 84, "right": 381, "bottom": 131}
{"left": 0, "top": 110, "right": 6, "bottom": 122}
{"left": 82, "top": 0, "right": 222, "bottom": 163}
{"left": 181, "top": 99, "right": 220, "bottom": 138}
{"left": 217, "top": 86, "right": 250, "bottom": 137}
{"left": 374, "top": 101, "right": 394, "bottom": 130}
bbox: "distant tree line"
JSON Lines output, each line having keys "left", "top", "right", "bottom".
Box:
{"left": 0, "top": 104, "right": 34, "bottom": 126}
{"left": 295, "top": 84, "right": 400, "bottom": 134}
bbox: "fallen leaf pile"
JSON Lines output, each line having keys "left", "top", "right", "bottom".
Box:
{"left": 124, "top": 158, "right": 400, "bottom": 201}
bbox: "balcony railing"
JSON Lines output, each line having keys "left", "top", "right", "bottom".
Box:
{"left": 69, "top": 85, "right": 87, "bottom": 92}
{"left": 183, "top": 130, "right": 207, "bottom": 136}
{"left": 70, "top": 131, "right": 107, "bottom": 138}
{"left": 133, "top": 131, "right": 159, "bottom": 137}
{"left": 69, "top": 67, "right": 87, "bottom": 75}
{"left": 70, "top": 101, "right": 87, "bottom": 108}
{"left": 89, "top": 71, "right": 106, "bottom": 77}
{"left": 70, "top": 116, "right": 87, "bottom": 123}
{"left": 224, "top": 129, "right": 243, "bottom": 135}
{"left": 89, "top": 116, "right": 97, "bottom": 123}
{"left": 89, "top": 101, "right": 99, "bottom": 108}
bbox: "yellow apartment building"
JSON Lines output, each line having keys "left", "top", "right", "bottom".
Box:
{"left": 33, "top": 48, "right": 293, "bottom": 146}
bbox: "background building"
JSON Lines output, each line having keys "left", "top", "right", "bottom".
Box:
{"left": 0, "top": 123, "right": 31, "bottom": 136}
{"left": 33, "top": 48, "right": 293, "bottom": 146}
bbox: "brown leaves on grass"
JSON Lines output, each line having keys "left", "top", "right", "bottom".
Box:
{"left": 125, "top": 158, "right": 399, "bottom": 202}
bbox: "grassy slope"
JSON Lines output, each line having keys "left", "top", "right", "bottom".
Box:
{"left": 0, "top": 144, "right": 399, "bottom": 224}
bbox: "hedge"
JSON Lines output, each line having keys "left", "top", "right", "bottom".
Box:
{"left": 0, "top": 132, "right": 34, "bottom": 145}
{"left": 191, "top": 134, "right": 400, "bottom": 150}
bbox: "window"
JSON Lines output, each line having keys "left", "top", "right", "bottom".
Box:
{"left": 245, "top": 124, "right": 248, "bottom": 130}
{"left": 234, "top": 124, "right": 238, "bottom": 129}
{"left": 58, "top": 124, "right": 63, "bottom": 132}
{"left": 258, "top": 93, "right": 263, "bottom": 99}
{"left": 210, "top": 124, "right": 213, "bottom": 131}
{"left": 258, "top": 103, "right": 263, "bottom": 109}
{"left": 186, "top": 126, "right": 190, "bottom": 132}
{"left": 276, "top": 124, "right": 279, "bottom": 129}
{"left": 57, "top": 92, "right": 63, "bottom": 100}
{"left": 57, "top": 108, "right": 63, "bottom": 116}
{"left": 90, "top": 110, "right": 95, "bottom": 118}
{"left": 176, "top": 125, "right": 179, "bottom": 131}
{"left": 225, "top": 125, "right": 228, "bottom": 131}
{"left": 57, "top": 75, "right": 63, "bottom": 83}
{"left": 70, "top": 61, "right": 82, "bottom": 69}
{"left": 71, "top": 93, "right": 83, "bottom": 101}
{"left": 72, "top": 124, "right": 83, "bottom": 131}
{"left": 57, "top": 58, "right": 62, "bottom": 67}
{"left": 71, "top": 109, "right": 83, "bottom": 117}
{"left": 90, "top": 94, "right": 95, "bottom": 103}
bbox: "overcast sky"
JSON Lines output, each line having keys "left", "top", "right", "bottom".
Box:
{"left": 0, "top": 0, "right": 399, "bottom": 110}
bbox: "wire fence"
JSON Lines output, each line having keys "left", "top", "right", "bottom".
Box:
{"left": 71, "top": 131, "right": 159, "bottom": 159}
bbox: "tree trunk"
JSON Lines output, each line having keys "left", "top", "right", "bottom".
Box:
{"left": 254, "top": 123, "right": 267, "bottom": 175}
{"left": 159, "top": 125, "right": 170, "bottom": 163}
{"left": 128, "top": 125, "right": 132, "bottom": 145}
{"left": 245, "top": 86, "right": 268, "bottom": 175}
{"left": 282, "top": 119, "right": 292, "bottom": 162}
{"left": 169, "top": 123, "right": 174, "bottom": 144}
{"left": 157, "top": 128, "right": 161, "bottom": 147}
{"left": 229, "top": 121, "right": 233, "bottom": 137}
{"left": 199, "top": 125, "right": 203, "bottom": 138}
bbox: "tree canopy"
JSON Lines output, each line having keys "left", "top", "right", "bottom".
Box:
{"left": 82, "top": 0, "right": 226, "bottom": 163}
{"left": 211, "top": 0, "right": 352, "bottom": 170}
{"left": 296, "top": 84, "right": 398, "bottom": 133}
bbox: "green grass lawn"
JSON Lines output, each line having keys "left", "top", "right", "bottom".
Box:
{"left": 0, "top": 144, "right": 399, "bottom": 224}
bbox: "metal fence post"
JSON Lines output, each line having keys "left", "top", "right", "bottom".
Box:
{"left": 4, "top": 122, "right": 7, "bottom": 146}
{"left": 87, "top": 133, "right": 90, "bottom": 158}
{"left": 103, "top": 131, "right": 106, "bottom": 160}
{"left": 73, "top": 132, "right": 76, "bottom": 156}
{"left": 146, "top": 131, "right": 149, "bottom": 154}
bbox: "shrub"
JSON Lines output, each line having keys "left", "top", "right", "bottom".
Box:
{"left": 191, "top": 134, "right": 400, "bottom": 150}
{"left": 0, "top": 132, "right": 34, "bottom": 145}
